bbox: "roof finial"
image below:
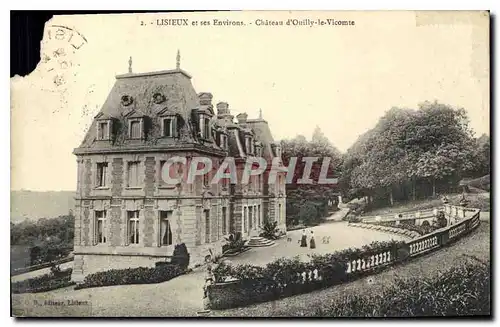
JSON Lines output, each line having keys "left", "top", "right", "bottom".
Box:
{"left": 259, "top": 109, "right": 263, "bottom": 119}
{"left": 128, "top": 56, "right": 132, "bottom": 73}
{"left": 176, "top": 50, "right": 181, "bottom": 69}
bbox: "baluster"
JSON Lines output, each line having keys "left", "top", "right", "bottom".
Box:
{"left": 357, "top": 259, "right": 362, "bottom": 271}
{"left": 374, "top": 254, "right": 379, "bottom": 265}
{"left": 409, "top": 244, "right": 413, "bottom": 254}
{"left": 301, "top": 271, "right": 306, "bottom": 283}
{"left": 379, "top": 253, "right": 383, "bottom": 263}
{"left": 387, "top": 251, "right": 391, "bottom": 262}
{"left": 370, "top": 255, "right": 375, "bottom": 267}
{"left": 382, "top": 252, "right": 387, "bottom": 263}
{"left": 346, "top": 262, "right": 351, "bottom": 273}
{"left": 352, "top": 260, "right": 357, "bottom": 272}
{"left": 361, "top": 259, "right": 366, "bottom": 270}
{"left": 313, "top": 269, "right": 319, "bottom": 280}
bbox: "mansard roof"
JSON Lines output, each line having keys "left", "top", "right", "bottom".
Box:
{"left": 74, "top": 64, "right": 280, "bottom": 158}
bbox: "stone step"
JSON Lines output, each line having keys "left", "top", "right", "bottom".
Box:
{"left": 246, "top": 237, "right": 275, "bottom": 247}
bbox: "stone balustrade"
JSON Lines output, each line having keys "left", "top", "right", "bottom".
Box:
{"left": 207, "top": 206, "right": 482, "bottom": 310}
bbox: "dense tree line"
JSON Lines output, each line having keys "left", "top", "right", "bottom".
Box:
{"left": 281, "top": 127, "right": 343, "bottom": 226}
{"left": 340, "top": 101, "right": 490, "bottom": 209}
{"left": 281, "top": 101, "right": 490, "bottom": 224}
{"left": 11, "top": 214, "right": 74, "bottom": 267}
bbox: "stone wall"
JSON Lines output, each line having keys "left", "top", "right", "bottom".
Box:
{"left": 73, "top": 151, "right": 286, "bottom": 282}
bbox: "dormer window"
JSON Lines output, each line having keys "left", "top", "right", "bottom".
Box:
{"left": 204, "top": 118, "right": 210, "bottom": 139}
{"left": 129, "top": 119, "right": 143, "bottom": 139}
{"left": 97, "top": 121, "right": 111, "bottom": 140}
{"left": 162, "top": 116, "right": 176, "bottom": 137}
{"left": 198, "top": 114, "right": 212, "bottom": 140}
{"left": 124, "top": 110, "right": 145, "bottom": 140}
{"left": 94, "top": 112, "right": 114, "bottom": 141}
{"left": 219, "top": 133, "right": 228, "bottom": 149}
{"left": 245, "top": 137, "right": 254, "bottom": 155}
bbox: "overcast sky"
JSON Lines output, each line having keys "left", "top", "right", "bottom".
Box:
{"left": 11, "top": 11, "right": 489, "bottom": 191}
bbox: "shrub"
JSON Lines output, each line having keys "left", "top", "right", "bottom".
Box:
{"left": 222, "top": 232, "right": 247, "bottom": 254}
{"left": 11, "top": 268, "right": 74, "bottom": 294}
{"left": 171, "top": 243, "right": 190, "bottom": 271}
{"left": 259, "top": 221, "right": 280, "bottom": 240}
{"left": 75, "top": 264, "right": 184, "bottom": 290}
{"left": 299, "top": 203, "right": 319, "bottom": 226}
{"left": 313, "top": 261, "right": 490, "bottom": 317}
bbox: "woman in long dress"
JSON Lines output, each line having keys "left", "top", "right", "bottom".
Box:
{"left": 309, "top": 231, "right": 316, "bottom": 249}
{"left": 300, "top": 229, "right": 307, "bottom": 247}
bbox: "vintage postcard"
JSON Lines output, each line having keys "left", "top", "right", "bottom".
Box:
{"left": 10, "top": 11, "right": 490, "bottom": 318}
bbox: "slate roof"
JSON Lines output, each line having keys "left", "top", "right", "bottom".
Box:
{"left": 74, "top": 67, "right": 280, "bottom": 159}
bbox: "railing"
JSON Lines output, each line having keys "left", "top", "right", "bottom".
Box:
{"left": 208, "top": 206, "right": 482, "bottom": 310}
{"left": 346, "top": 249, "right": 394, "bottom": 274}
{"left": 361, "top": 207, "right": 437, "bottom": 223}
{"left": 11, "top": 254, "right": 75, "bottom": 276}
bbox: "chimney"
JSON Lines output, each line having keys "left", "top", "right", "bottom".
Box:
{"left": 216, "top": 102, "right": 230, "bottom": 116}
{"left": 236, "top": 113, "right": 248, "bottom": 125}
{"left": 198, "top": 93, "right": 213, "bottom": 112}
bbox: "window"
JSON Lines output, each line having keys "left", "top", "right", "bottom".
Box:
{"left": 257, "top": 205, "right": 261, "bottom": 227}
{"left": 95, "top": 210, "right": 107, "bottom": 244}
{"left": 204, "top": 118, "right": 210, "bottom": 139}
{"left": 222, "top": 174, "right": 229, "bottom": 189}
{"left": 163, "top": 118, "right": 174, "bottom": 137}
{"left": 245, "top": 138, "right": 250, "bottom": 154}
{"left": 204, "top": 210, "right": 210, "bottom": 243}
{"left": 203, "top": 172, "right": 210, "bottom": 187}
{"left": 219, "top": 134, "right": 226, "bottom": 149}
{"left": 127, "top": 162, "right": 140, "bottom": 187}
{"left": 243, "top": 207, "right": 248, "bottom": 233}
{"left": 128, "top": 210, "right": 140, "bottom": 244}
{"left": 160, "top": 211, "right": 173, "bottom": 246}
{"left": 248, "top": 206, "right": 253, "bottom": 230}
{"left": 98, "top": 121, "right": 109, "bottom": 140}
{"left": 96, "top": 163, "right": 108, "bottom": 187}
{"left": 222, "top": 207, "right": 227, "bottom": 234}
{"left": 130, "top": 120, "right": 141, "bottom": 139}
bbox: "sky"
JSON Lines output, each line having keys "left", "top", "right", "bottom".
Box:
{"left": 10, "top": 11, "right": 490, "bottom": 191}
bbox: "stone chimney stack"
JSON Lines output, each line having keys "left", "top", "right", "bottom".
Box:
{"left": 236, "top": 113, "right": 248, "bottom": 125}
{"left": 198, "top": 93, "right": 213, "bottom": 113}
{"left": 216, "top": 102, "right": 230, "bottom": 116}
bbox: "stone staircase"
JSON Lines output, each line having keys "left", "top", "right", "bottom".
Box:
{"left": 246, "top": 236, "right": 275, "bottom": 247}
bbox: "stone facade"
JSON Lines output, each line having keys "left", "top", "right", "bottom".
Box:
{"left": 72, "top": 61, "right": 286, "bottom": 282}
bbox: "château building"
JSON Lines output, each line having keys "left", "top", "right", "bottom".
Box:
{"left": 71, "top": 53, "right": 286, "bottom": 282}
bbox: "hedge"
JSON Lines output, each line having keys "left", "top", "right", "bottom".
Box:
{"left": 312, "top": 260, "right": 490, "bottom": 317}
{"left": 11, "top": 268, "right": 74, "bottom": 294}
{"left": 74, "top": 263, "right": 184, "bottom": 290}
